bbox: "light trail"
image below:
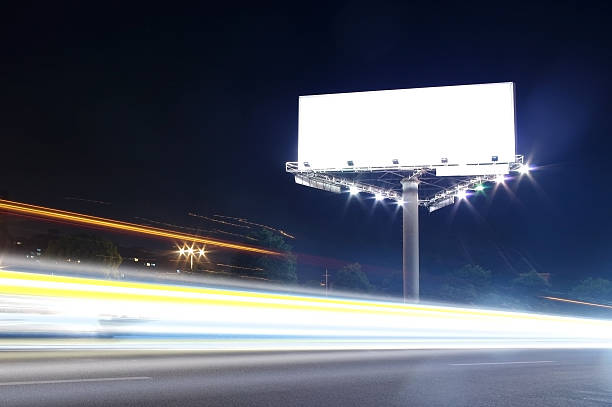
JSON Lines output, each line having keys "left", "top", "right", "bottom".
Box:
{"left": 213, "top": 214, "right": 296, "bottom": 239}
{"left": 0, "top": 199, "right": 279, "bottom": 256}
{"left": 1, "top": 269, "right": 612, "bottom": 350}
{"left": 189, "top": 212, "right": 249, "bottom": 229}
{"left": 542, "top": 296, "right": 612, "bottom": 310}
{"left": 216, "top": 263, "right": 264, "bottom": 271}
{"left": 279, "top": 230, "right": 295, "bottom": 239}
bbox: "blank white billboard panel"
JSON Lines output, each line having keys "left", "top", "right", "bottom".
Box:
{"left": 298, "top": 82, "right": 516, "bottom": 174}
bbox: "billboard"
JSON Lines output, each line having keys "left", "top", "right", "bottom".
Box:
{"left": 297, "top": 82, "right": 516, "bottom": 174}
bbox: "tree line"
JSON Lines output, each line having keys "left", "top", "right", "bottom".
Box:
{"left": 6, "top": 226, "right": 610, "bottom": 313}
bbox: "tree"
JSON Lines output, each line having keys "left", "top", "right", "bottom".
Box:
{"left": 512, "top": 270, "right": 549, "bottom": 294}
{"left": 570, "top": 278, "right": 612, "bottom": 303}
{"left": 333, "top": 263, "right": 372, "bottom": 293}
{"left": 454, "top": 264, "right": 491, "bottom": 288}
{"left": 437, "top": 264, "right": 492, "bottom": 304}
{"left": 380, "top": 270, "right": 402, "bottom": 297}
{"left": 0, "top": 215, "right": 11, "bottom": 264}
{"left": 251, "top": 228, "right": 297, "bottom": 284}
{"left": 45, "top": 234, "right": 122, "bottom": 277}
{"left": 439, "top": 282, "right": 478, "bottom": 303}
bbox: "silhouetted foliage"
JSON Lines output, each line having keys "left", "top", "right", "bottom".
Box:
{"left": 0, "top": 216, "right": 11, "bottom": 261}
{"left": 45, "top": 234, "right": 122, "bottom": 276}
{"left": 380, "top": 270, "right": 402, "bottom": 297}
{"left": 512, "top": 271, "right": 549, "bottom": 294}
{"left": 438, "top": 264, "right": 492, "bottom": 304}
{"left": 570, "top": 278, "right": 612, "bottom": 303}
{"left": 251, "top": 228, "right": 297, "bottom": 284}
{"left": 454, "top": 264, "right": 492, "bottom": 288}
{"left": 333, "top": 262, "right": 372, "bottom": 293}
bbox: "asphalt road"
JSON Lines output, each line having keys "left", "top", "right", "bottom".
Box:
{"left": 1, "top": 348, "right": 611, "bottom": 406}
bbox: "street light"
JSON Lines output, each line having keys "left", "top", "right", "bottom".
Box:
{"left": 177, "top": 244, "right": 207, "bottom": 271}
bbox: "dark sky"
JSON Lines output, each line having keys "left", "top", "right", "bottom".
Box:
{"left": 2, "top": 1, "right": 612, "bottom": 285}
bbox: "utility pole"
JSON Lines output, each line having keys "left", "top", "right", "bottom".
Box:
{"left": 322, "top": 268, "right": 330, "bottom": 296}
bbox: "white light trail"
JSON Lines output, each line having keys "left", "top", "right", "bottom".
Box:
{"left": 1, "top": 269, "right": 611, "bottom": 351}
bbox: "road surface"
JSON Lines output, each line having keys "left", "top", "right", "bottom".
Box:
{"left": 1, "top": 348, "right": 611, "bottom": 406}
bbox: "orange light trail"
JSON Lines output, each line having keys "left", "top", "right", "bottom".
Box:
{"left": 542, "top": 296, "right": 612, "bottom": 310}
{"left": 0, "top": 199, "right": 279, "bottom": 256}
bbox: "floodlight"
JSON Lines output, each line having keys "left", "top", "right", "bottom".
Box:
{"left": 392, "top": 159, "right": 399, "bottom": 165}
{"left": 178, "top": 248, "right": 185, "bottom": 255}
{"left": 295, "top": 175, "right": 342, "bottom": 193}
{"left": 428, "top": 197, "right": 454, "bottom": 212}
{"left": 187, "top": 247, "right": 194, "bottom": 254}
{"left": 456, "top": 189, "right": 468, "bottom": 200}
{"left": 474, "top": 184, "right": 485, "bottom": 192}
{"left": 374, "top": 192, "right": 384, "bottom": 201}
{"left": 495, "top": 174, "right": 505, "bottom": 184}
{"left": 198, "top": 248, "right": 205, "bottom": 256}
{"left": 518, "top": 164, "right": 530, "bottom": 174}
{"left": 347, "top": 160, "right": 354, "bottom": 166}
{"left": 349, "top": 185, "right": 359, "bottom": 195}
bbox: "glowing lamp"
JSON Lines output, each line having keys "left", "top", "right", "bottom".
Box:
{"left": 456, "top": 189, "right": 468, "bottom": 200}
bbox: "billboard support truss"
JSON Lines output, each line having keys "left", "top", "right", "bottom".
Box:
{"left": 287, "top": 154, "right": 526, "bottom": 304}
{"left": 287, "top": 155, "right": 523, "bottom": 212}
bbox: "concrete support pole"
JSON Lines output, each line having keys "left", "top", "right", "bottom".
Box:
{"left": 401, "top": 178, "right": 419, "bottom": 303}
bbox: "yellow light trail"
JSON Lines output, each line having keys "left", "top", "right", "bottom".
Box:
{"left": 0, "top": 269, "right": 609, "bottom": 324}
{"left": 0, "top": 199, "right": 279, "bottom": 256}
{"left": 542, "top": 296, "right": 612, "bottom": 310}
{"left": 2, "top": 270, "right": 612, "bottom": 350}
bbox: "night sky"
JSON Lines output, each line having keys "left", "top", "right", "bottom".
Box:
{"left": 2, "top": 2, "right": 612, "bottom": 286}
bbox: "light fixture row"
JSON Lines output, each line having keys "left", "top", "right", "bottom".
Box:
{"left": 346, "top": 164, "right": 530, "bottom": 204}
